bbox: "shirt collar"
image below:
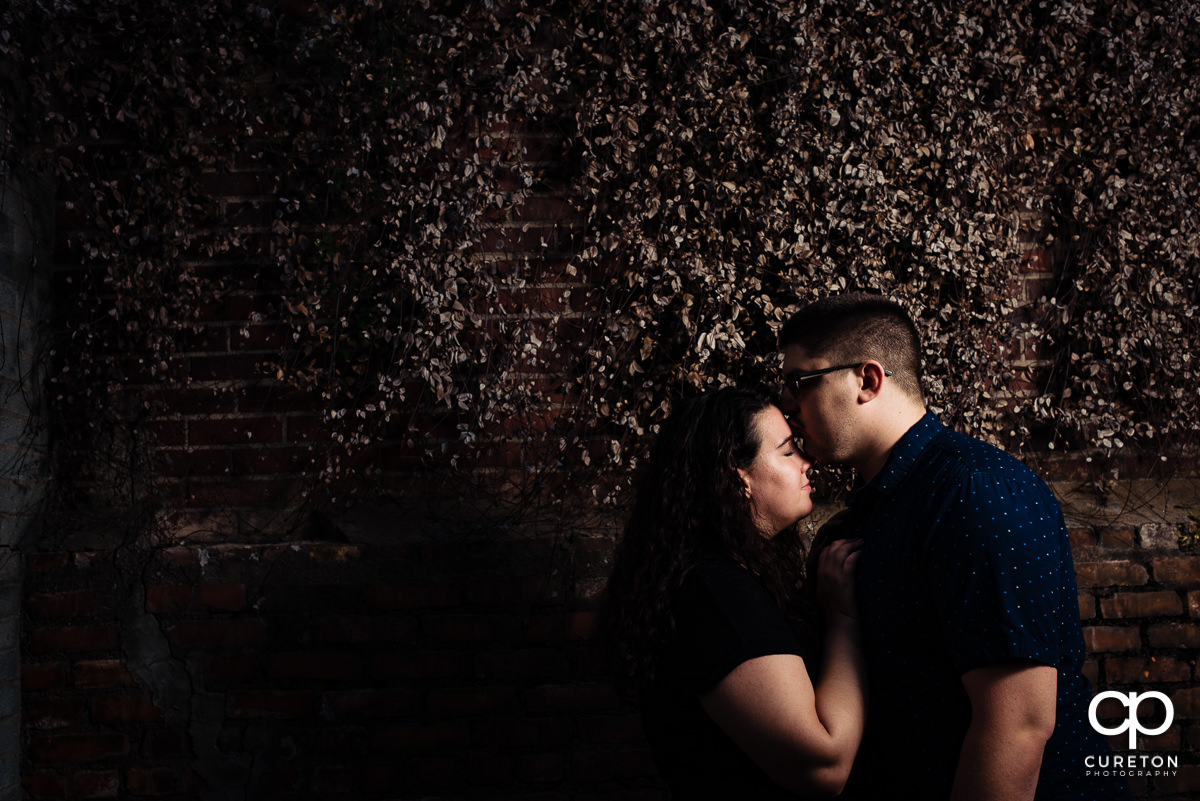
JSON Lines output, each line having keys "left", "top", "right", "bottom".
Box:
{"left": 849, "top": 411, "right": 942, "bottom": 501}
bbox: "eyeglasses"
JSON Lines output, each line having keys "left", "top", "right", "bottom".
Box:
{"left": 782, "top": 363, "right": 892, "bottom": 395}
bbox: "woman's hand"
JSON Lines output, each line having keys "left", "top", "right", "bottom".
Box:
{"left": 816, "top": 536, "right": 862, "bottom": 619}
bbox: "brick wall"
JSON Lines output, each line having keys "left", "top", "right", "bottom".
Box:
{"left": 1, "top": 93, "right": 53, "bottom": 798}
{"left": 21, "top": 529, "right": 661, "bottom": 800}
{"left": 17, "top": 512, "right": 1200, "bottom": 799}
{"left": 1069, "top": 506, "right": 1200, "bottom": 797}
{"left": 14, "top": 21, "right": 1200, "bottom": 800}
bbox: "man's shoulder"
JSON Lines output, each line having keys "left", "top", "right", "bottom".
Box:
{"left": 925, "top": 425, "right": 1045, "bottom": 486}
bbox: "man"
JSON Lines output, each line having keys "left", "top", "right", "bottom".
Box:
{"left": 779, "top": 293, "right": 1130, "bottom": 800}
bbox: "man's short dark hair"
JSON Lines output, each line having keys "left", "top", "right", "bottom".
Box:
{"left": 780, "top": 292, "right": 924, "bottom": 400}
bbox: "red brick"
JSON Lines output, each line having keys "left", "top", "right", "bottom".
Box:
{"left": 572, "top": 748, "right": 658, "bottom": 782}
{"left": 475, "top": 648, "right": 570, "bottom": 680}
{"left": 26, "top": 553, "right": 70, "bottom": 572}
{"left": 1190, "top": 590, "right": 1200, "bottom": 617}
{"left": 187, "top": 416, "right": 282, "bottom": 446}
{"left": 1146, "top": 622, "right": 1200, "bottom": 648}
{"left": 144, "top": 586, "right": 192, "bottom": 614}
{"left": 27, "top": 590, "right": 104, "bottom": 619}
{"left": 1082, "top": 659, "right": 1098, "bottom": 689}
{"left": 1099, "top": 591, "right": 1184, "bottom": 619}
{"left": 466, "top": 752, "right": 515, "bottom": 784}
{"left": 365, "top": 581, "right": 460, "bottom": 610}
{"left": 427, "top": 686, "right": 518, "bottom": 716}
{"left": 360, "top": 762, "right": 411, "bottom": 793}
{"left": 314, "top": 614, "right": 418, "bottom": 644}
{"left": 90, "top": 692, "right": 163, "bottom": 724}
{"left": 372, "top": 721, "right": 471, "bottom": 751}
{"left": 197, "top": 170, "right": 272, "bottom": 197}
{"left": 1171, "top": 686, "right": 1200, "bottom": 717}
{"left": 423, "top": 614, "right": 521, "bottom": 644}
{"left": 1081, "top": 626, "right": 1141, "bottom": 653}
{"left": 230, "top": 323, "right": 290, "bottom": 351}
{"left": 516, "top": 753, "right": 568, "bottom": 783}
{"left": 24, "top": 697, "right": 87, "bottom": 730}
{"left": 28, "top": 733, "right": 130, "bottom": 764}
{"left": 1067, "top": 526, "right": 1098, "bottom": 549}
{"left": 1150, "top": 555, "right": 1200, "bottom": 584}
{"left": 464, "top": 577, "right": 564, "bottom": 606}
{"left": 284, "top": 415, "right": 327, "bottom": 442}
{"left": 1104, "top": 656, "right": 1192, "bottom": 684}
{"left": 399, "top": 755, "right": 463, "bottom": 793}
{"left": 312, "top": 765, "right": 356, "bottom": 793}
{"left": 200, "top": 652, "right": 264, "bottom": 684}
{"left": 150, "top": 387, "right": 237, "bottom": 415}
{"left": 1098, "top": 525, "right": 1136, "bottom": 549}
{"left": 227, "top": 691, "right": 313, "bottom": 719}
{"left": 1077, "top": 593, "right": 1095, "bottom": 619}
{"left": 73, "top": 660, "right": 134, "bottom": 689}
{"left": 1135, "top": 727, "right": 1180, "bottom": 751}
{"left": 321, "top": 688, "right": 422, "bottom": 719}
{"left": 475, "top": 717, "right": 575, "bottom": 749}
{"left": 22, "top": 661, "right": 68, "bottom": 691}
{"left": 1018, "top": 248, "right": 1054, "bottom": 273}
{"left": 524, "top": 611, "right": 597, "bottom": 641}
{"left": 32, "top": 625, "right": 120, "bottom": 654}
{"left": 145, "top": 420, "right": 186, "bottom": 446}
{"left": 229, "top": 445, "right": 317, "bottom": 475}
{"left": 1155, "top": 765, "right": 1200, "bottom": 796}
{"left": 268, "top": 651, "right": 363, "bottom": 681}
{"left": 171, "top": 325, "right": 229, "bottom": 353}
{"left": 23, "top": 770, "right": 68, "bottom": 799}
{"left": 126, "top": 766, "right": 190, "bottom": 796}
{"left": 577, "top": 715, "right": 645, "bottom": 744}
{"left": 261, "top": 764, "right": 304, "bottom": 792}
{"left": 1074, "top": 561, "right": 1149, "bottom": 588}
{"left": 141, "top": 730, "right": 190, "bottom": 758}
{"left": 367, "top": 651, "right": 470, "bottom": 680}
{"left": 523, "top": 683, "right": 620, "bottom": 714}
{"left": 71, "top": 770, "right": 119, "bottom": 798}
{"left": 167, "top": 618, "right": 266, "bottom": 649}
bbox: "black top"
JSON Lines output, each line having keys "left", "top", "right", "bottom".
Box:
{"left": 640, "top": 561, "right": 816, "bottom": 800}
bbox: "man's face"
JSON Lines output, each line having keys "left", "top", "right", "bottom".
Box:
{"left": 779, "top": 345, "right": 860, "bottom": 467}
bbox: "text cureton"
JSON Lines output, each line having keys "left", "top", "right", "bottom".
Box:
{"left": 1084, "top": 755, "right": 1179, "bottom": 769}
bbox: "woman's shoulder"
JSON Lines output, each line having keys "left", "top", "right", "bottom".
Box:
{"left": 666, "top": 559, "right": 815, "bottom": 691}
{"left": 676, "top": 559, "right": 792, "bottom": 635}
{"left": 684, "top": 560, "right": 774, "bottom": 605}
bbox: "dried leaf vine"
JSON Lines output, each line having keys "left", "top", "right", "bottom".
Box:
{"left": 1, "top": 0, "right": 1196, "bottom": 523}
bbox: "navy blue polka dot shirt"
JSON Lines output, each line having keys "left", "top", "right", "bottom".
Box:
{"left": 839, "top": 413, "right": 1132, "bottom": 801}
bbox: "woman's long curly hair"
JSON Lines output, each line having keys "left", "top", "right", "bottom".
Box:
{"left": 600, "top": 387, "right": 813, "bottom": 693}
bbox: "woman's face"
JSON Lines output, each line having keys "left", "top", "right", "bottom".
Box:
{"left": 738, "top": 406, "right": 814, "bottom": 536}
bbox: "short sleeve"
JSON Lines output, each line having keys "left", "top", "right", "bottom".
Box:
{"left": 667, "top": 562, "right": 812, "bottom": 694}
{"left": 924, "top": 474, "right": 1067, "bottom": 674}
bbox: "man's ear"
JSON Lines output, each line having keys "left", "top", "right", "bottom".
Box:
{"left": 858, "top": 360, "right": 888, "bottom": 400}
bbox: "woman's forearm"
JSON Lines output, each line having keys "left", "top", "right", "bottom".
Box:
{"left": 812, "top": 613, "right": 868, "bottom": 785}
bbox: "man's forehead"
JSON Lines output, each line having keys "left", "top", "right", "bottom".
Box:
{"left": 781, "top": 345, "right": 824, "bottom": 369}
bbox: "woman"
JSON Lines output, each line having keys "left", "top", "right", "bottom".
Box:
{"left": 601, "top": 387, "right": 865, "bottom": 799}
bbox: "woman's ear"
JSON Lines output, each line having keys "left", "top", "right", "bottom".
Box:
{"left": 736, "top": 468, "right": 753, "bottom": 498}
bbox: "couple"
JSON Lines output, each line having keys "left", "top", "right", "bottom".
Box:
{"left": 603, "top": 294, "right": 1132, "bottom": 800}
